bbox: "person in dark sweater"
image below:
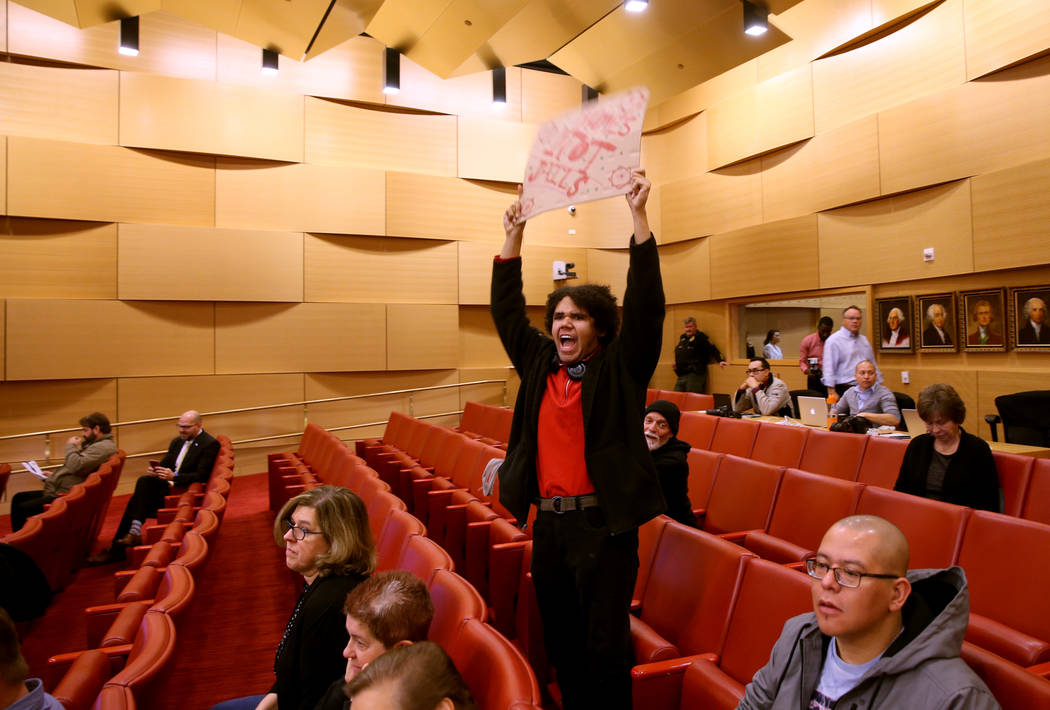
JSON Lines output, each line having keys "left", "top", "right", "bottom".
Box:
{"left": 894, "top": 384, "right": 1000, "bottom": 511}
{"left": 644, "top": 400, "right": 696, "bottom": 527}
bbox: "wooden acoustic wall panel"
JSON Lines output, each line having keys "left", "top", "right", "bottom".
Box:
{"left": 520, "top": 244, "right": 590, "bottom": 306}
{"left": 305, "top": 99, "right": 456, "bottom": 176}
{"left": 706, "top": 65, "right": 814, "bottom": 170}
{"left": 118, "top": 224, "right": 303, "bottom": 302}
{"left": 709, "top": 215, "right": 819, "bottom": 300}
{"left": 8, "top": 6, "right": 217, "bottom": 80}
{"left": 305, "top": 234, "right": 458, "bottom": 304}
{"left": 0, "top": 219, "right": 117, "bottom": 299}
{"left": 1, "top": 136, "right": 6, "bottom": 214}
{"left": 522, "top": 70, "right": 583, "bottom": 125}
{"left": 458, "top": 117, "right": 536, "bottom": 183}
{"left": 0, "top": 62, "right": 117, "bottom": 145}
{"left": 0, "top": 1, "right": 6, "bottom": 53}
{"left": 761, "top": 115, "right": 881, "bottom": 222}
{"left": 964, "top": 0, "right": 1050, "bottom": 80}
{"left": 457, "top": 241, "right": 498, "bottom": 306}
{"left": 971, "top": 157, "right": 1050, "bottom": 272}
{"left": 115, "top": 373, "right": 305, "bottom": 456}
{"left": 215, "top": 159, "right": 385, "bottom": 235}
{"left": 214, "top": 302, "right": 386, "bottom": 374}
{"left": 659, "top": 238, "right": 711, "bottom": 304}
{"left": 812, "top": 0, "right": 967, "bottom": 133}
{"left": 5, "top": 299, "right": 214, "bottom": 380}
{"left": 755, "top": 0, "right": 873, "bottom": 82}
{"left": 216, "top": 34, "right": 385, "bottom": 104}
{"left": 386, "top": 304, "right": 458, "bottom": 370}
{"left": 0, "top": 299, "right": 4, "bottom": 379}
{"left": 458, "top": 367, "right": 514, "bottom": 409}
{"left": 818, "top": 180, "right": 974, "bottom": 288}
{"left": 305, "top": 370, "right": 460, "bottom": 433}
{"left": 458, "top": 306, "right": 510, "bottom": 369}
{"left": 7, "top": 137, "right": 215, "bottom": 226}
{"left": 642, "top": 113, "right": 707, "bottom": 185}
{"left": 585, "top": 248, "right": 629, "bottom": 305}
{"left": 660, "top": 159, "right": 763, "bottom": 242}
{"left": 0, "top": 379, "right": 117, "bottom": 463}
{"left": 879, "top": 54, "right": 1050, "bottom": 196}
{"left": 386, "top": 172, "right": 516, "bottom": 242}
{"left": 388, "top": 62, "right": 524, "bottom": 122}
{"left": 880, "top": 366, "right": 978, "bottom": 429}
{"left": 120, "top": 73, "right": 304, "bottom": 163}
{"left": 574, "top": 195, "right": 645, "bottom": 250}
{"left": 647, "top": 62, "right": 757, "bottom": 132}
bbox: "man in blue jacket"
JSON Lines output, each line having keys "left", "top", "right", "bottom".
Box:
{"left": 490, "top": 170, "right": 665, "bottom": 710}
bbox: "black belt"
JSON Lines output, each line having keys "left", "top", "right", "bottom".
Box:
{"left": 535, "top": 494, "right": 600, "bottom": 514}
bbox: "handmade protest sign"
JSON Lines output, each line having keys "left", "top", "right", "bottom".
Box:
{"left": 520, "top": 86, "right": 650, "bottom": 220}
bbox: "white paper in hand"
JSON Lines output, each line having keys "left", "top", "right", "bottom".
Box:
{"left": 22, "top": 460, "right": 47, "bottom": 480}
{"left": 519, "top": 87, "right": 650, "bottom": 220}
{"left": 482, "top": 457, "right": 504, "bottom": 497}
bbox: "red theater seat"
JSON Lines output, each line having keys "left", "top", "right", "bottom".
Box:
{"left": 677, "top": 413, "right": 717, "bottom": 451}
{"left": 750, "top": 422, "right": 808, "bottom": 468}
{"left": 696, "top": 455, "right": 783, "bottom": 536}
{"left": 854, "top": 486, "right": 969, "bottom": 570}
{"left": 686, "top": 449, "right": 721, "bottom": 516}
{"left": 375, "top": 509, "right": 427, "bottom": 572}
{"left": 366, "top": 490, "right": 407, "bottom": 541}
{"left": 92, "top": 685, "right": 137, "bottom": 710}
{"left": 708, "top": 418, "right": 759, "bottom": 458}
{"left": 446, "top": 618, "right": 542, "bottom": 710}
{"left": 632, "top": 515, "right": 672, "bottom": 611}
{"left": 798, "top": 428, "right": 867, "bottom": 481}
{"left": 1023, "top": 458, "right": 1050, "bottom": 525}
{"left": 630, "top": 523, "right": 751, "bottom": 665}
{"left": 397, "top": 533, "right": 454, "bottom": 584}
{"left": 855, "top": 435, "right": 908, "bottom": 488}
{"left": 992, "top": 451, "right": 1034, "bottom": 517}
{"left": 961, "top": 641, "right": 1050, "bottom": 710}
{"left": 958, "top": 511, "right": 1050, "bottom": 666}
{"left": 681, "top": 393, "right": 715, "bottom": 412}
{"left": 427, "top": 569, "right": 487, "bottom": 651}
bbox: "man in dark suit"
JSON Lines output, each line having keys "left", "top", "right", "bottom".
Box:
{"left": 87, "top": 410, "right": 219, "bottom": 564}
{"left": 921, "top": 303, "right": 953, "bottom": 346}
{"left": 966, "top": 299, "right": 1003, "bottom": 346}
{"left": 1018, "top": 297, "right": 1050, "bottom": 344}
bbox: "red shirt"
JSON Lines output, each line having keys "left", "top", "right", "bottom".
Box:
{"left": 536, "top": 366, "right": 593, "bottom": 497}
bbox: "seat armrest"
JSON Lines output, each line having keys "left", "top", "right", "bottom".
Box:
{"left": 45, "top": 643, "right": 134, "bottom": 686}
{"left": 630, "top": 615, "right": 680, "bottom": 665}
{"left": 716, "top": 530, "right": 757, "bottom": 543}
{"left": 84, "top": 601, "right": 151, "bottom": 648}
{"left": 1028, "top": 661, "right": 1050, "bottom": 679}
{"left": 49, "top": 649, "right": 114, "bottom": 708}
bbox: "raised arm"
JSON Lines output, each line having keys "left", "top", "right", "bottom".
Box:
{"left": 499, "top": 185, "right": 525, "bottom": 259}
{"left": 625, "top": 170, "right": 652, "bottom": 244}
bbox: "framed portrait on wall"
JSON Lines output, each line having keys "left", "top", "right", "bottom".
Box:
{"left": 1009, "top": 285, "right": 1050, "bottom": 350}
{"left": 959, "top": 288, "right": 1007, "bottom": 352}
{"left": 916, "top": 293, "right": 958, "bottom": 352}
{"left": 876, "top": 297, "right": 913, "bottom": 353}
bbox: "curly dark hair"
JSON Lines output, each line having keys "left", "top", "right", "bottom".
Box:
{"left": 544, "top": 284, "right": 620, "bottom": 346}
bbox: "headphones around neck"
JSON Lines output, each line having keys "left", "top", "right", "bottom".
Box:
{"left": 551, "top": 355, "right": 587, "bottom": 382}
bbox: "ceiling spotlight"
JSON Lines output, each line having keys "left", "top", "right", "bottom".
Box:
{"left": 492, "top": 67, "right": 507, "bottom": 108}
{"left": 624, "top": 0, "right": 648, "bottom": 12}
{"left": 261, "top": 48, "right": 279, "bottom": 76}
{"left": 743, "top": 1, "right": 768, "bottom": 36}
{"left": 383, "top": 47, "right": 401, "bottom": 95}
{"left": 119, "top": 16, "right": 139, "bottom": 56}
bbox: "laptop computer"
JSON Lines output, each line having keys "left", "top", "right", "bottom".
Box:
{"left": 796, "top": 395, "right": 829, "bottom": 427}
{"left": 901, "top": 408, "right": 924, "bottom": 434}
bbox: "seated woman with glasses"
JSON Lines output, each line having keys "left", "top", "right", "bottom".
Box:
{"left": 733, "top": 356, "right": 791, "bottom": 416}
{"left": 211, "top": 486, "right": 375, "bottom": 710}
{"left": 893, "top": 383, "right": 1000, "bottom": 511}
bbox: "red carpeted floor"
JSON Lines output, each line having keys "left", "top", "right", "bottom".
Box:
{"left": 11, "top": 472, "right": 299, "bottom": 710}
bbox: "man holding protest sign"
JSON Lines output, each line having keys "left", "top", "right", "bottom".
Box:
{"left": 490, "top": 167, "right": 665, "bottom": 710}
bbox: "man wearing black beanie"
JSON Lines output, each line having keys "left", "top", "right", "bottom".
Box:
{"left": 644, "top": 401, "right": 696, "bottom": 527}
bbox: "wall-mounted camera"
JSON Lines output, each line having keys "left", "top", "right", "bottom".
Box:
{"left": 568, "top": 205, "right": 576, "bottom": 215}
{"left": 552, "top": 260, "right": 579, "bottom": 281}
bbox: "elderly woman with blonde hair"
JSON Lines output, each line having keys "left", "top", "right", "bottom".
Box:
{"left": 211, "top": 485, "right": 375, "bottom": 710}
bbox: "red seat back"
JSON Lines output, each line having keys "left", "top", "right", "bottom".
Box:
{"left": 854, "top": 486, "right": 969, "bottom": 569}
{"left": 961, "top": 641, "right": 1050, "bottom": 710}
{"left": 751, "top": 422, "right": 809, "bottom": 468}
{"left": 633, "top": 515, "right": 671, "bottom": 607}
{"left": 764, "top": 469, "right": 863, "bottom": 553}
{"left": 397, "top": 533, "right": 454, "bottom": 583}
{"left": 638, "top": 522, "right": 751, "bottom": 656}
{"left": 702, "top": 455, "right": 783, "bottom": 535}
{"left": 1022, "top": 458, "right": 1050, "bottom": 524}
{"left": 419, "top": 426, "right": 456, "bottom": 471}
{"left": 658, "top": 390, "right": 689, "bottom": 409}
{"left": 678, "top": 412, "right": 717, "bottom": 451}
{"left": 856, "top": 435, "right": 908, "bottom": 488}
{"left": 686, "top": 449, "right": 721, "bottom": 513}
{"left": 376, "top": 509, "right": 427, "bottom": 572}
{"left": 366, "top": 491, "right": 407, "bottom": 541}
{"left": 992, "top": 451, "right": 1034, "bottom": 517}
{"left": 459, "top": 402, "right": 488, "bottom": 436}
{"left": 957, "top": 512, "right": 1050, "bottom": 658}
{"left": 799, "top": 428, "right": 867, "bottom": 480}
{"left": 681, "top": 393, "right": 715, "bottom": 411}
{"left": 646, "top": 389, "right": 659, "bottom": 406}
{"left": 428, "top": 569, "right": 487, "bottom": 650}
{"left": 447, "top": 618, "right": 542, "bottom": 710}
{"left": 448, "top": 438, "right": 487, "bottom": 488}
{"left": 708, "top": 417, "right": 759, "bottom": 458}
{"left": 107, "top": 611, "right": 177, "bottom": 697}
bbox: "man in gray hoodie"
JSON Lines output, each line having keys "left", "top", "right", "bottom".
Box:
{"left": 737, "top": 515, "right": 999, "bottom": 710}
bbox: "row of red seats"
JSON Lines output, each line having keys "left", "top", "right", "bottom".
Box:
{"left": 3, "top": 451, "right": 127, "bottom": 591}
{"left": 364, "top": 406, "right": 1050, "bottom": 709}
{"left": 41, "top": 437, "right": 235, "bottom": 710}
{"left": 456, "top": 401, "right": 513, "bottom": 447}
{"left": 677, "top": 410, "right": 1050, "bottom": 524}
{"left": 646, "top": 389, "right": 715, "bottom": 413}
{"left": 267, "top": 426, "right": 543, "bottom": 710}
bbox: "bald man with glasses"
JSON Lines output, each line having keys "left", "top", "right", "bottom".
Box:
{"left": 737, "top": 515, "right": 998, "bottom": 709}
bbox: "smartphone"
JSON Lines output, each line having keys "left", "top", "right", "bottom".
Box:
{"left": 149, "top": 459, "right": 161, "bottom": 468}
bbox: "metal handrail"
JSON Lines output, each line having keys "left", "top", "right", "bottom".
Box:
{"left": 3, "top": 378, "right": 508, "bottom": 473}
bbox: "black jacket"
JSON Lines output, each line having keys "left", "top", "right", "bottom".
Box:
{"left": 894, "top": 429, "right": 1000, "bottom": 512}
{"left": 650, "top": 437, "right": 695, "bottom": 527}
{"left": 674, "top": 332, "right": 722, "bottom": 375}
{"left": 161, "top": 431, "right": 220, "bottom": 487}
{"left": 491, "top": 236, "right": 666, "bottom": 534}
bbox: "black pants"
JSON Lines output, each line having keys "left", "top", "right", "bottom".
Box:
{"left": 10, "top": 491, "right": 54, "bottom": 532}
{"left": 113, "top": 475, "right": 172, "bottom": 542}
{"left": 806, "top": 373, "right": 824, "bottom": 393}
{"left": 531, "top": 506, "right": 638, "bottom": 710}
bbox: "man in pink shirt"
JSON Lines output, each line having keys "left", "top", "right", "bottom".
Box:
{"left": 799, "top": 317, "right": 834, "bottom": 392}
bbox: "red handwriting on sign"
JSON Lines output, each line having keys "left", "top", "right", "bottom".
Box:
{"left": 527, "top": 129, "right": 617, "bottom": 197}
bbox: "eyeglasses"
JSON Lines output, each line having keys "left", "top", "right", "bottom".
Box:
{"left": 746, "top": 368, "right": 767, "bottom": 375}
{"left": 804, "top": 557, "right": 899, "bottom": 588}
{"left": 284, "top": 519, "right": 324, "bottom": 541}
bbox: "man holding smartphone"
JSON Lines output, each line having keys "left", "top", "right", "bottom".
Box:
{"left": 87, "top": 410, "right": 219, "bottom": 564}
